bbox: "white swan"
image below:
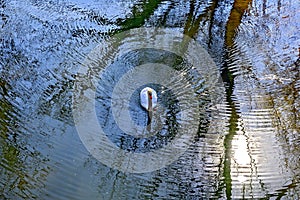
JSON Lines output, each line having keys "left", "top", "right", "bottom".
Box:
{"left": 140, "top": 87, "right": 157, "bottom": 111}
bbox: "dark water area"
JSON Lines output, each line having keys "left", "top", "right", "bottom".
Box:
{"left": 0, "top": 0, "right": 299, "bottom": 199}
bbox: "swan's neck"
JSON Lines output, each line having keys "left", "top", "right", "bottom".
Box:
{"left": 148, "top": 92, "right": 152, "bottom": 111}
{"left": 147, "top": 92, "right": 153, "bottom": 124}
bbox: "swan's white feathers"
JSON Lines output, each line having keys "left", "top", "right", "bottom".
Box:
{"left": 140, "top": 87, "right": 157, "bottom": 110}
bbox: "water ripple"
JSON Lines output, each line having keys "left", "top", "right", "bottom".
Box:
{"left": 0, "top": 0, "right": 299, "bottom": 199}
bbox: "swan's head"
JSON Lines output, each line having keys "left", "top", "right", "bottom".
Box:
{"left": 147, "top": 88, "right": 153, "bottom": 100}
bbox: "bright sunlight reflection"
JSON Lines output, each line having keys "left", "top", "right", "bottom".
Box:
{"left": 233, "top": 134, "right": 251, "bottom": 166}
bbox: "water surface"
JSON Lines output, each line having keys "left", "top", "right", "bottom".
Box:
{"left": 0, "top": 0, "right": 299, "bottom": 199}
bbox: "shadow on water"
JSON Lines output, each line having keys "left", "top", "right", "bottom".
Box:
{"left": 0, "top": 81, "right": 49, "bottom": 199}
{"left": 0, "top": 0, "right": 299, "bottom": 199}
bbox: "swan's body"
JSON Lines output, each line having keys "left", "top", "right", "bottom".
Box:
{"left": 140, "top": 87, "right": 157, "bottom": 111}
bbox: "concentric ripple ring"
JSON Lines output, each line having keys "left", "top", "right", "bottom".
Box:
{"left": 72, "top": 28, "right": 221, "bottom": 173}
